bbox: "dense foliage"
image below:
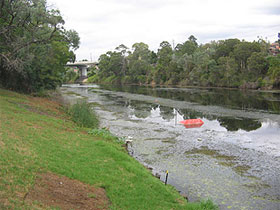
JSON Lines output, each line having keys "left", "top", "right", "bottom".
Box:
{"left": 0, "top": 0, "right": 80, "bottom": 93}
{"left": 90, "top": 36, "right": 280, "bottom": 89}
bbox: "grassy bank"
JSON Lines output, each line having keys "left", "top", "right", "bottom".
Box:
{"left": 0, "top": 88, "right": 217, "bottom": 210}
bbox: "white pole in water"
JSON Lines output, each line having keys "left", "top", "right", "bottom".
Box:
{"left": 174, "top": 108, "right": 177, "bottom": 126}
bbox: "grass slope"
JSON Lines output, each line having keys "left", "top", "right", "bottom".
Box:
{"left": 0, "top": 89, "right": 217, "bottom": 210}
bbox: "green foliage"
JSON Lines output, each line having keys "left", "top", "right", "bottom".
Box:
{"left": 0, "top": 0, "right": 80, "bottom": 93}
{"left": 150, "top": 51, "right": 158, "bottom": 64}
{"left": 68, "top": 100, "right": 99, "bottom": 128}
{"left": 87, "top": 66, "right": 98, "bottom": 77}
{"left": 233, "top": 41, "right": 261, "bottom": 70}
{"left": 94, "top": 35, "right": 277, "bottom": 89}
{"left": 267, "top": 55, "right": 280, "bottom": 88}
{"left": 63, "top": 68, "right": 79, "bottom": 83}
{"left": 158, "top": 41, "right": 173, "bottom": 66}
{"left": 126, "top": 42, "right": 151, "bottom": 83}
{"left": 103, "top": 75, "right": 120, "bottom": 84}
{"left": 175, "top": 35, "right": 198, "bottom": 57}
{"left": 87, "top": 74, "right": 100, "bottom": 83}
{"left": 121, "top": 75, "right": 134, "bottom": 84}
{"left": 214, "top": 39, "right": 240, "bottom": 59}
{"left": 247, "top": 52, "right": 268, "bottom": 80}
{"left": 98, "top": 51, "right": 124, "bottom": 78}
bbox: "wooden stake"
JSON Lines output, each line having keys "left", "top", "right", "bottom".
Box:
{"left": 165, "top": 170, "right": 169, "bottom": 185}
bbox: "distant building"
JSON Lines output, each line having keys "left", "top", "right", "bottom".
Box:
{"left": 269, "top": 42, "right": 279, "bottom": 56}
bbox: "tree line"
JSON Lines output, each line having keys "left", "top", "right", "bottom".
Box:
{"left": 89, "top": 35, "right": 280, "bottom": 89}
{"left": 0, "top": 0, "right": 80, "bottom": 93}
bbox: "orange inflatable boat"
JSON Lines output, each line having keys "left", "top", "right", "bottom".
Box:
{"left": 179, "top": 119, "right": 204, "bottom": 128}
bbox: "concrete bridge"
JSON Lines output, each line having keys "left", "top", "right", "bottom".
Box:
{"left": 66, "top": 61, "right": 98, "bottom": 77}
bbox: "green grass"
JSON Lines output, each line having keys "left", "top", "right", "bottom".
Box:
{"left": 0, "top": 88, "right": 218, "bottom": 210}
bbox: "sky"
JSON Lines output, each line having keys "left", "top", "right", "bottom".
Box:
{"left": 48, "top": 0, "right": 280, "bottom": 61}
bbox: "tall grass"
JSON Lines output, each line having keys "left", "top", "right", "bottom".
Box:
{"left": 68, "top": 100, "right": 99, "bottom": 128}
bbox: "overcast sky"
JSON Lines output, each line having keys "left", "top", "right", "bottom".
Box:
{"left": 49, "top": 0, "right": 280, "bottom": 61}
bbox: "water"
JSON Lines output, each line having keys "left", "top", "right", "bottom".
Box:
{"left": 60, "top": 84, "right": 280, "bottom": 210}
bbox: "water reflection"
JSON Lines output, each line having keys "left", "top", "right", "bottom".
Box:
{"left": 125, "top": 99, "right": 262, "bottom": 132}
{"left": 217, "top": 117, "right": 262, "bottom": 132}
{"left": 99, "top": 84, "right": 280, "bottom": 114}
{"left": 60, "top": 84, "right": 280, "bottom": 210}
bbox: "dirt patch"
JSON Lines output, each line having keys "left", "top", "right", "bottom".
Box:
{"left": 25, "top": 172, "right": 109, "bottom": 210}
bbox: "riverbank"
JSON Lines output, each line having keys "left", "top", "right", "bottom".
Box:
{"left": 0, "top": 88, "right": 217, "bottom": 210}
{"left": 84, "top": 79, "right": 280, "bottom": 93}
{"left": 60, "top": 83, "right": 280, "bottom": 210}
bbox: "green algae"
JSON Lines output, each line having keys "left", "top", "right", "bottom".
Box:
{"left": 233, "top": 165, "right": 251, "bottom": 175}
{"left": 184, "top": 146, "right": 236, "bottom": 162}
{"left": 184, "top": 146, "right": 254, "bottom": 176}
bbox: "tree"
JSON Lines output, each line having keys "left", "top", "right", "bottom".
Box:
{"left": 267, "top": 55, "right": 280, "bottom": 88}
{"left": 130, "top": 42, "right": 150, "bottom": 61}
{"left": 94, "top": 35, "right": 275, "bottom": 89}
{"left": 188, "top": 35, "right": 198, "bottom": 47}
{"left": 149, "top": 51, "right": 157, "bottom": 64}
{"left": 217, "top": 56, "right": 239, "bottom": 87}
{"left": 214, "top": 39, "right": 240, "bottom": 60}
{"left": 115, "top": 44, "right": 129, "bottom": 76}
{"left": 0, "top": 0, "right": 80, "bottom": 92}
{"left": 157, "top": 41, "right": 172, "bottom": 66}
{"left": 233, "top": 41, "right": 261, "bottom": 70}
{"left": 98, "top": 53, "right": 111, "bottom": 77}
{"left": 175, "top": 36, "right": 198, "bottom": 57}
{"left": 115, "top": 44, "right": 130, "bottom": 56}
{"left": 127, "top": 42, "right": 151, "bottom": 83}
{"left": 64, "top": 29, "right": 80, "bottom": 51}
{"left": 247, "top": 52, "right": 268, "bottom": 76}
{"left": 155, "top": 41, "right": 173, "bottom": 83}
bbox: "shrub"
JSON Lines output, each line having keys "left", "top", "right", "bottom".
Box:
{"left": 63, "top": 68, "right": 79, "bottom": 83}
{"left": 136, "top": 75, "right": 147, "bottom": 84}
{"left": 68, "top": 100, "right": 99, "bottom": 128}
{"left": 87, "top": 74, "right": 99, "bottom": 83}
{"left": 121, "top": 75, "right": 133, "bottom": 84}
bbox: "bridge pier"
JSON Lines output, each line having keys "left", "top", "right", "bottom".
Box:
{"left": 80, "top": 66, "right": 87, "bottom": 77}
{"left": 66, "top": 61, "right": 98, "bottom": 81}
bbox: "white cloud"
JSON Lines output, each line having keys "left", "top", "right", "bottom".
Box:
{"left": 49, "top": 0, "right": 280, "bottom": 61}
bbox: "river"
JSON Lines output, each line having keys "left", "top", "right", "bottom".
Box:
{"left": 60, "top": 84, "right": 280, "bottom": 210}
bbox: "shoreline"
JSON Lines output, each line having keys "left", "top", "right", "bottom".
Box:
{"left": 60, "top": 84, "right": 280, "bottom": 210}
{"left": 0, "top": 88, "right": 218, "bottom": 209}
{"left": 78, "top": 80, "right": 280, "bottom": 93}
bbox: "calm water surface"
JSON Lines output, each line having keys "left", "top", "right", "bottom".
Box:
{"left": 61, "top": 84, "right": 280, "bottom": 210}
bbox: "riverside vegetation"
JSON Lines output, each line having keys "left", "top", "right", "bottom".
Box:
{"left": 0, "top": 0, "right": 80, "bottom": 93}
{"left": 1, "top": 0, "right": 279, "bottom": 95}
{"left": 87, "top": 37, "right": 280, "bottom": 90}
{"left": 0, "top": 88, "right": 218, "bottom": 210}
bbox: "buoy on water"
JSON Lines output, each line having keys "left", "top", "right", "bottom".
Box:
{"left": 179, "top": 119, "right": 204, "bottom": 128}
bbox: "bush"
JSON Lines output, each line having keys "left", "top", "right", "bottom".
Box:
{"left": 63, "top": 68, "right": 79, "bottom": 83}
{"left": 103, "top": 75, "right": 118, "bottom": 83}
{"left": 87, "top": 74, "right": 99, "bottom": 83}
{"left": 68, "top": 100, "right": 99, "bottom": 128}
{"left": 121, "top": 75, "right": 133, "bottom": 84}
{"left": 87, "top": 66, "right": 97, "bottom": 77}
{"left": 136, "top": 75, "right": 147, "bottom": 84}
